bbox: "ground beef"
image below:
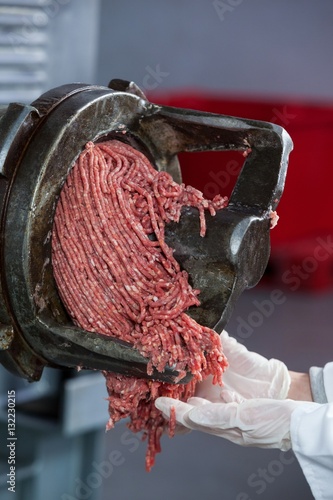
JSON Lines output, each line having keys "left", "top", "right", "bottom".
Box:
{"left": 52, "top": 139, "right": 228, "bottom": 471}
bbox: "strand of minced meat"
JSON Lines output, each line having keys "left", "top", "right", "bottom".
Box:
{"left": 51, "top": 139, "right": 228, "bottom": 471}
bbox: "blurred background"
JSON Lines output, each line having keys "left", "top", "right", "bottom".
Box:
{"left": 0, "top": 0, "right": 333, "bottom": 499}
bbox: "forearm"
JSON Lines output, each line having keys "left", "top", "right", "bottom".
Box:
{"left": 287, "top": 371, "right": 313, "bottom": 402}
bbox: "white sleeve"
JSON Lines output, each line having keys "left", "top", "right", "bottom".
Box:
{"left": 290, "top": 403, "right": 333, "bottom": 500}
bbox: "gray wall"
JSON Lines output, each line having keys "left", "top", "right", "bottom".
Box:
{"left": 97, "top": 0, "right": 333, "bottom": 102}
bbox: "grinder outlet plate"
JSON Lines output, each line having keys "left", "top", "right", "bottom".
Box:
{"left": 0, "top": 80, "right": 293, "bottom": 383}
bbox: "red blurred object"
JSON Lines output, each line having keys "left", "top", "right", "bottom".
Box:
{"left": 149, "top": 91, "right": 333, "bottom": 290}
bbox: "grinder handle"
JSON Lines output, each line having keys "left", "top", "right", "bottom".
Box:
{"left": 139, "top": 105, "right": 293, "bottom": 213}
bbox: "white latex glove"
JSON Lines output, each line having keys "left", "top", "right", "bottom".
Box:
{"left": 195, "top": 331, "right": 291, "bottom": 403}
{"left": 155, "top": 395, "right": 317, "bottom": 451}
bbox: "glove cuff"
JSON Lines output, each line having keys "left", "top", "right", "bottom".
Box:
{"left": 270, "top": 359, "right": 291, "bottom": 399}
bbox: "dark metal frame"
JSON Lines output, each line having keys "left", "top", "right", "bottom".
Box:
{"left": 0, "top": 80, "right": 293, "bottom": 383}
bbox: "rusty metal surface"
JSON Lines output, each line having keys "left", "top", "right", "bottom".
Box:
{"left": 0, "top": 80, "right": 293, "bottom": 383}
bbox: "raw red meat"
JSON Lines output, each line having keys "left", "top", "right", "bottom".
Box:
{"left": 52, "top": 139, "right": 228, "bottom": 470}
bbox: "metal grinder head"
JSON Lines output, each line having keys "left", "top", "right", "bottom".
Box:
{"left": 0, "top": 80, "right": 293, "bottom": 383}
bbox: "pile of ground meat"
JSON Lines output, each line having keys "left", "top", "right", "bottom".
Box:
{"left": 52, "top": 139, "right": 228, "bottom": 471}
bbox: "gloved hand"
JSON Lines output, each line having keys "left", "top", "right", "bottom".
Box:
{"left": 195, "top": 331, "right": 291, "bottom": 403}
{"left": 155, "top": 395, "right": 317, "bottom": 451}
{"left": 155, "top": 332, "right": 316, "bottom": 450}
